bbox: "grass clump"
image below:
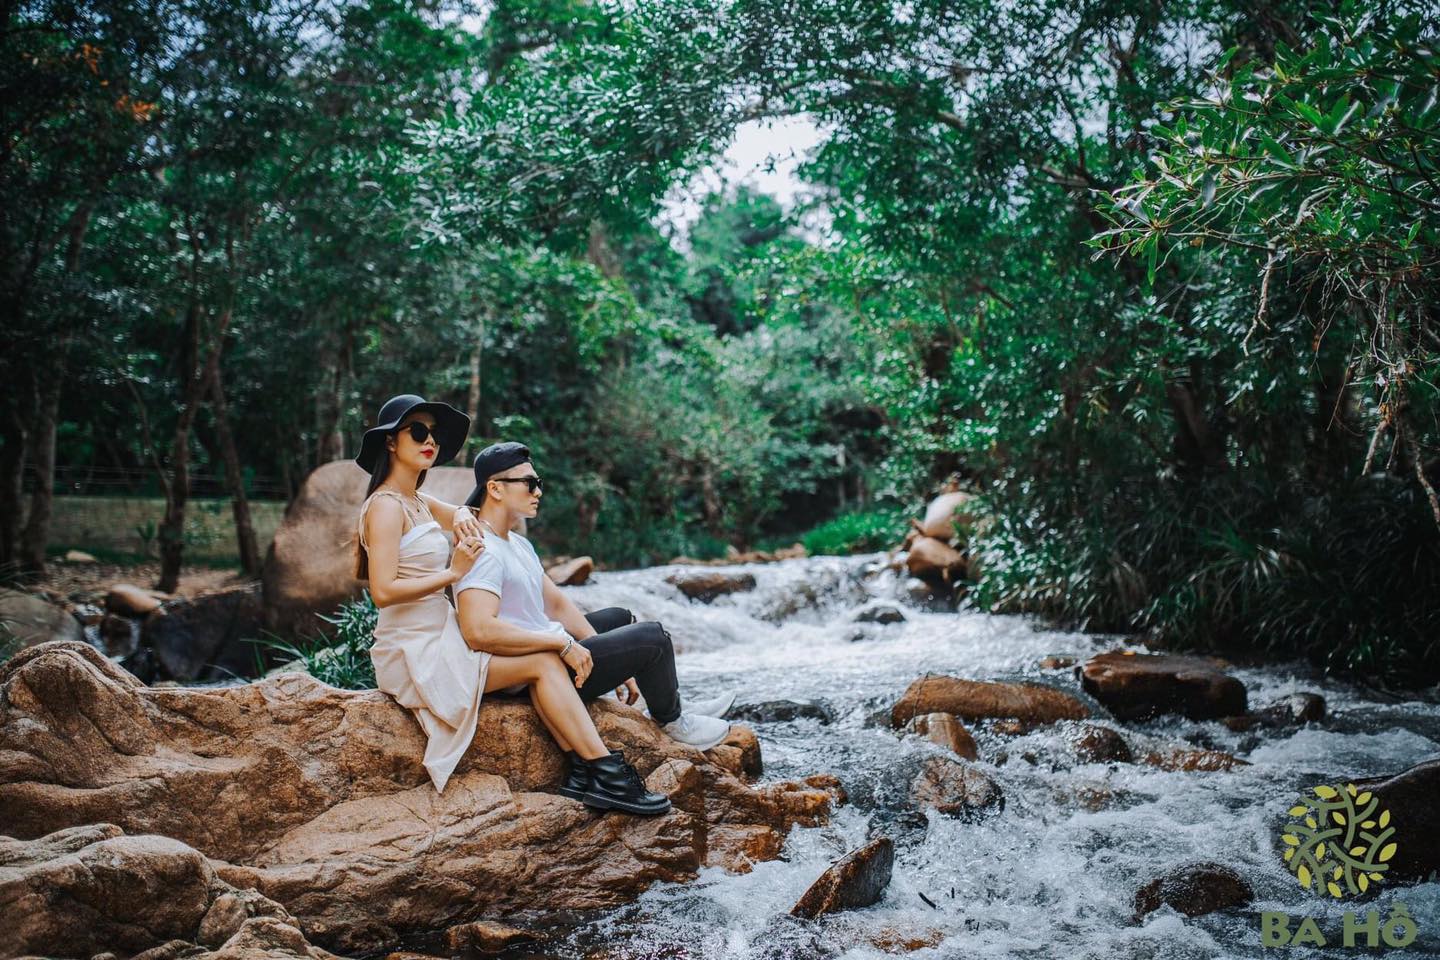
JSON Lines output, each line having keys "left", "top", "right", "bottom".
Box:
{"left": 252, "top": 594, "right": 378, "bottom": 690}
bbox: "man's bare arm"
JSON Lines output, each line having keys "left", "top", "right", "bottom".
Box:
{"left": 456, "top": 587, "right": 570, "bottom": 655}
{"left": 542, "top": 576, "right": 596, "bottom": 641}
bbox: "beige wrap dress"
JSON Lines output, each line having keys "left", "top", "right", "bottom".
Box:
{"left": 359, "top": 491, "right": 492, "bottom": 792}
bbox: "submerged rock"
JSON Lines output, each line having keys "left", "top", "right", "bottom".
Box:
{"left": 853, "top": 604, "right": 906, "bottom": 625}
{"left": 1222, "top": 692, "right": 1326, "bottom": 732}
{"left": 1066, "top": 722, "right": 1133, "bottom": 764}
{"left": 790, "top": 837, "right": 895, "bottom": 919}
{"left": 907, "top": 712, "right": 979, "bottom": 761}
{"left": 666, "top": 570, "right": 757, "bottom": 602}
{"left": 1133, "top": 861, "right": 1253, "bottom": 919}
{"left": 444, "top": 919, "right": 544, "bottom": 954}
{"left": 0, "top": 640, "right": 838, "bottom": 955}
{"left": 730, "top": 698, "right": 837, "bottom": 725}
{"left": 891, "top": 675, "right": 1090, "bottom": 727}
{"left": 1135, "top": 744, "right": 1247, "bottom": 773}
{"left": 910, "top": 757, "right": 1004, "bottom": 820}
{"left": 1079, "top": 651, "right": 1247, "bottom": 721}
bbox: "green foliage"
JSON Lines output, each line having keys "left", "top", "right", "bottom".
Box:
{"left": 12, "top": 0, "right": 1439, "bottom": 685}
{"left": 1094, "top": 6, "right": 1440, "bottom": 518}
{"left": 800, "top": 508, "right": 910, "bottom": 557}
{"left": 253, "top": 595, "right": 379, "bottom": 691}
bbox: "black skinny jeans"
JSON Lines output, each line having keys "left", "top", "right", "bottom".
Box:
{"left": 570, "top": 607, "right": 681, "bottom": 724}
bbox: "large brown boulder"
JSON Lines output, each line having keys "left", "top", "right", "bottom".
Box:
{"left": 0, "top": 587, "right": 82, "bottom": 651}
{"left": 141, "top": 583, "right": 268, "bottom": 682}
{"left": 0, "top": 823, "right": 332, "bottom": 960}
{"left": 891, "top": 675, "right": 1090, "bottom": 727}
{"left": 1353, "top": 757, "right": 1440, "bottom": 883}
{"left": 261, "top": 462, "right": 479, "bottom": 636}
{"left": 1080, "top": 651, "right": 1247, "bottom": 721}
{"left": 790, "top": 837, "right": 894, "bottom": 920}
{"left": 0, "top": 641, "right": 838, "bottom": 955}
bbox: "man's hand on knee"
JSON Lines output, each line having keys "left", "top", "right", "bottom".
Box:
{"left": 561, "top": 640, "right": 593, "bottom": 687}
{"left": 615, "top": 677, "right": 640, "bottom": 705}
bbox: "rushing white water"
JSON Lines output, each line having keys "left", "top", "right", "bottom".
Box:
{"left": 533, "top": 554, "right": 1440, "bottom": 959}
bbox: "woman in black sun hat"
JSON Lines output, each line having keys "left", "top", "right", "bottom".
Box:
{"left": 353, "top": 394, "right": 490, "bottom": 793}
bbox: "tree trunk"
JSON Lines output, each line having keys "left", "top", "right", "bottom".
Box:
{"left": 0, "top": 411, "right": 28, "bottom": 569}
{"left": 15, "top": 203, "right": 92, "bottom": 576}
{"left": 18, "top": 380, "right": 60, "bottom": 574}
{"left": 466, "top": 310, "right": 486, "bottom": 445}
{"left": 315, "top": 323, "right": 352, "bottom": 463}
{"left": 1164, "top": 373, "right": 1226, "bottom": 474}
{"left": 210, "top": 367, "right": 261, "bottom": 576}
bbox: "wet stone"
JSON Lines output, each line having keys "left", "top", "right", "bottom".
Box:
{"left": 729, "top": 699, "right": 837, "bottom": 725}
{"left": 1133, "top": 861, "right": 1253, "bottom": 919}
{"left": 1080, "top": 650, "right": 1247, "bottom": 722}
{"left": 790, "top": 837, "right": 895, "bottom": 920}
{"left": 910, "top": 757, "right": 1005, "bottom": 821}
{"left": 666, "top": 570, "right": 757, "bottom": 602}
{"left": 853, "top": 604, "right": 906, "bottom": 625}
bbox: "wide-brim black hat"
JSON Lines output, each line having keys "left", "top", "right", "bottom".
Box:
{"left": 356, "top": 394, "right": 470, "bottom": 474}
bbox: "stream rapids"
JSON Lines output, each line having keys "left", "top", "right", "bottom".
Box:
{"left": 453, "top": 553, "right": 1440, "bottom": 959}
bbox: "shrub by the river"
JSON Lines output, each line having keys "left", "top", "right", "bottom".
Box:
{"left": 969, "top": 476, "right": 1440, "bottom": 686}
{"left": 254, "top": 595, "right": 378, "bottom": 690}
{"left": 801, "top": 507, "right": 910, "bottom": 556}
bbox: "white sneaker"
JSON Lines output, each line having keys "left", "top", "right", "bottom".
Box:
{"left": 683, "top": 692, "right": 736, "bottom": 720}
{"left": 661, "top": 712, "right": 731, "bottom": 751}
{"left": 640, "top": 692, "right": 736, "bottom": 721}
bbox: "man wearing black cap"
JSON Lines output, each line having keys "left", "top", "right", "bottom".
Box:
{"left": 454, "top": 442, "right": 733, "bottom": 807}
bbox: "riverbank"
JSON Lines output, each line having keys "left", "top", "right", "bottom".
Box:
{"left": 4, "top": 553, "right": 1439, "bottom": 959}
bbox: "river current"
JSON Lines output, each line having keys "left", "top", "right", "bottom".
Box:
{"left": 517, "top": 554, "right": 1439, "bottom": 959}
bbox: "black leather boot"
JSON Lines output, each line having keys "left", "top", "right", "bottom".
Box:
{"left": 558, "top": 751, "right": 589, "bottom": 801}
{"left": 580, "top": 750, "right": 671, "bottom": 815}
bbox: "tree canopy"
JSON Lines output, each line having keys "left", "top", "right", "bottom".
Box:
{"left": 5, "top": 0, "right": 1436, "bottom": 681}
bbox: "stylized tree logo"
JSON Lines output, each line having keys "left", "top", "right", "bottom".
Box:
{"left": 1280, "top": 782, "right": 1398, "bottom": 899}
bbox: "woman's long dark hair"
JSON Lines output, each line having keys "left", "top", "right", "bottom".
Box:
{"left": 355, "top": 440, "right": 428, "bottom": 580}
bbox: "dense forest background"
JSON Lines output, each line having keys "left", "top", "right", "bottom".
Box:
{"left": 4, "top": 0, "right": 1437, "bottom": 683}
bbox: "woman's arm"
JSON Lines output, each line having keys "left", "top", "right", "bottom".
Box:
{"left": 364, "top": 498, "right": 476, "bottom": 607}
{"left": 418, "top": 492, "right": 482, "bottom": 537}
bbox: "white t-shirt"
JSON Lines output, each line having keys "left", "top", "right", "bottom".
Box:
{"left": 455, "top": 531, "right": 569, "bottom": 640}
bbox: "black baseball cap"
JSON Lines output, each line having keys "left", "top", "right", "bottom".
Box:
{"left": 463, "top": 442, "right": 532, "bottom": 507}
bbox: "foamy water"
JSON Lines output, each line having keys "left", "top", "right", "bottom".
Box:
{"left": 527, "top": 554, "right": 1440, "bottom": 959}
